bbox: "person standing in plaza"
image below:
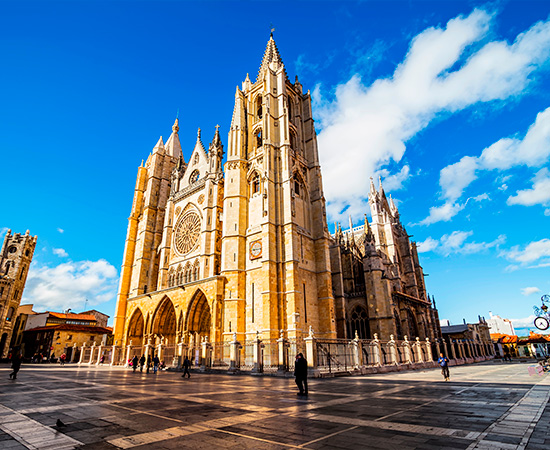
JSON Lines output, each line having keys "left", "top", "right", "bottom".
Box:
{"left": 153, "top": 355, "right": 160, "bottom": 374}
{"left": 438, "top": 353, "right": 450, "bottom": 381}
{"left": 139, "top": 355, "right": 145, "bottom": 372}
{"left": 59, "top": 353, "right": 66, "bottom": 365}
{"left": 181, "top": 356, "right": 191, "bottom": 378}
{"left": 9, "top": 350, "right": 22, "bottom": 380}
{"left": 146, "top": 354, "right": 151, "bottom": 373}
{"left": 132, "top": 355, "right": 138, "bottom": 372}
{"left": 294, "top": 353, "right": 308, "bottom": 396}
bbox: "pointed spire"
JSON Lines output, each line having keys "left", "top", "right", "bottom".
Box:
{"left": 165, "top": 118, "right": 183, "bottom": 159}
{"left": 153, "top": 136, "right": 165, "bottom": 154}
{"left": 370, "top": 177, "right": 377, "bottom": 195}
{"left": 348, "top": 215, "right": 355, "bottom": 244}
{"left": 193, "top": 127, "right": 207, "bottom": 156}
{"left": 212, "top": 124, "right": 221, "bottom": 147}
{"left": 379, "top": 176, "right": 387, "bottom": 198}
{"left": 257, "top": 35, "right": 286, "bottom": 81}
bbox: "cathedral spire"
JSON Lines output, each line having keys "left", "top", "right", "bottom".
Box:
{"left": 194, "top": 127, "right": 207, "bottom": 156}
{"left": 165, "top": 118, "right": 183, "bottom": 159}
{"left": 153, "top": 136, "right": 165, "bottom": 154}
{"left": 257, "top": 34, "right": 286, "bottom": 81}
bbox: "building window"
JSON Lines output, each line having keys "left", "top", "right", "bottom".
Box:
{"left": 189, "top": 170, "right": 200, "bottom": 184}
{"left": 6, "top": 307, "right": 14, "bottom": 322}
{"left": 255, "top": 129, "right": 262, "bottom": 149}
{"left": 347, "top": 305, "right": 369, "bottom": 339}
{"left": 194, "top": 153, "right": 199, "bottom": 165}
{"left": 251, "top": 173, "right": 260, "bottom": 195}
{"left": 294, "top": 180, "right": 301, "bottom": 196}
{"left": 256, "top": 96, "right": 263, "bottom": 119}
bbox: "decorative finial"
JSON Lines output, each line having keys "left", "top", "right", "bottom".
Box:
{"left": 172, "top": 118, "right": 179, "bottom": 133}
{"left": 270, "top": 23, "right": 275, "bottom": 37}
{"left": 197, "top": 127, "right": 201, "bottom": 140}
{"left": 215, "top": 124, "right": 220, "bottom": 132}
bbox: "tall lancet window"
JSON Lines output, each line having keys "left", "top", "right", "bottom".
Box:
{"left": 251, "top": 173, "right": 260, "bottom": 195}
{"left": 256, "top": 96, "right": 263, "bottom": 119}
{"left": 255, "top": 129, "right": 262, "bottom": 149}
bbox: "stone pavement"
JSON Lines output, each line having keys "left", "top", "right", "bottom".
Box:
{"left": 0, "top": 361, "right": 548, "bottom": 449}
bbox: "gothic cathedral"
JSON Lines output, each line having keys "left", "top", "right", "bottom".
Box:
{"left": 113, "top": 36, "right": 439, "bottom": 354}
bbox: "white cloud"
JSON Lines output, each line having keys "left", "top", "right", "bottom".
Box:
{"left": 52, "top": 248, "right": 68, "bottom": 257}
{"left": 521, "top": 287, "right": 541, "bottom": 296}
{"left": 417, "top": 230, "right": 505, "bottom": 256}
{"left": 22, "top": 259, "right": 118, "bottom": 312}
{"left": 314, "top": 9, "right": 550, "bottom": 222}
{"left": 57, "top": 228, "right": 64, "bottom": 234}
{"left": 420, "top": 201, "right": 466, "bottom": 225}
{"left": 503, "top": 238, "right": 550, "bottom": 263}
{"left": 426, "top": 107, "right": 550, "bottom": 223}
{"left": 507, "top": 167, "right": 550, "bottom": 206}
{"left": 510, "top": 315, "right": 537, "bottom": 329}
{"left": 375, "top": 165, "right": 410, "bottom": 191}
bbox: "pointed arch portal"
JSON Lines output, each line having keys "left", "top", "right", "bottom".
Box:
{"left": 186, "top": 290, "right": 212, "bottom": 339}
{"left": 152, "top": 298, "right": 177, "bottom": 346}
{"left": 127, "top": 309, "right": 144, "bottom": 347}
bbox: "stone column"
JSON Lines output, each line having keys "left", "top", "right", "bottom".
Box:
{"left": 403, "top": 336, "right": 412, "bottom": 364}
{"left": 277, "top": 330, "right": 288, "bottom": 372}
{"left": 177, "top": 335, "right": 184, "bottom": 369}
{"left": 389, "top": 335, "right": 397, "bottom": 365}
{"left": 110, "top": 343, "right": 118, "bottom": 366}
{"left": 125, "top": 340, "right": 133, "bottom": 367}
{"left": 371, "top": 334, "right": 381, "bottom": 366}
{"left": 304, "top": 326, "right": 319, "bottom": 376}
{"left": 415, "top": 337, "right": 423, "bottom": 363}
{"left": 200, "top": 336, "right": 212, "bottom": 371}
{"left": 71, "top": 343, "right": 78, "bottom": 363}
{"left": 157, "top": 337, "right": 164, "bottom": 362}
{"left": 434, "top": 339, "right": 441, "bottom": 359}
{"left": 78, "top": 342, "right": 86, "bottom": 364}
{"left": 351, "top": 331, "right": 362, "bottom": 368}
{"left": 229, "top": 332, "right": 240, "bottom": 373}
{"left": 449, "top": 340, "right": 457, "bottom": 360}
{"left": 252, "top": 332, "right": 263, "bottom": 374}
{"left": 88, "top": 342, "right": 96, "bottom": 364}
{"left": 425, "top": 338, "right": 432, "bottom": 361}
{"left": 96, "top": 345, "right": 103, "bottom": 365}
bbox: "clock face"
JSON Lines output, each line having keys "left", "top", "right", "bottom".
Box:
{"left": 534, "top": 317, "right": 549, "bottom": 331}
{"left": 250, "top": 240, "right": 262, "bottom": 259}
{"left": 174, "top": 212, "right": 201, "bottom": 255}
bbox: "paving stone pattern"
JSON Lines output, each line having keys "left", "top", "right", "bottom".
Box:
{"left": 0, "top": 361, "right": 548, "bottom": 449}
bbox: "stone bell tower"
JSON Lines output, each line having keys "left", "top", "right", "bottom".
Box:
{"left": 0, "top": 229, "right": 37, "bottom": 358}
{"left": 221, "top": 35, "right": 336, "bottom": 341}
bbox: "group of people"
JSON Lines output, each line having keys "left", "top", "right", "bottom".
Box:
{"left": 130, "top": 354, "right": 163, "bottom": 374}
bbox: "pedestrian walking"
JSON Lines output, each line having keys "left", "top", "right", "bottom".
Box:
{"left": 153, "top": 355, "right": 160, "bottom": 374}
{"left": 9, "top": 351, "right": 22, "bottom": 380}
{"left": 132, "top": 355, "right": 139, "bottom": 372}
{"left": 59, "top": 353, "right": 66, "bottom": 365}
{"left": 146, "top": 355, "right": 151, "bottom": 373}
{"left": 181, "top": 356, "right": 191, "bottom": 378}
{"left": 294, "top": 353, "right": 308, "bottom": 396}
{"left": 438, "top": 353, "right": 450, "bottom": 381}
{"left": 139, "top": 355, "right": 145, "bottom": 372}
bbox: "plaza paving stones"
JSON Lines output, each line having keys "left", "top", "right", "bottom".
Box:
{"left": 0, "top": 361, "right": 549, "bottom": 449}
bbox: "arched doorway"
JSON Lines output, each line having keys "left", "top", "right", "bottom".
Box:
{"left": 186, "top": 290, "right": 211, "bottom": 339}
{"left": 0, "top": 333, "right": 7, "bottom": 359}
{"left": 346, "top": 305, "right": 370, "bottom": 339}
{"left": 127, "top": 309, "right": 144, "bottom": 358}
{"left": 405, "top": 309, "right": 419, "bottom": 338}
{"left": 152, "top": 298, "right": 177, "bottom": 346}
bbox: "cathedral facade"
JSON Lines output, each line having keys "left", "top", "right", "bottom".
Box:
{"left": 113, "top": 36, "right": 439, "bottom": 356}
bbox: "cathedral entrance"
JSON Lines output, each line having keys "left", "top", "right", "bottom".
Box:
{"left": 127, "top": 309, "right": 144, "bottom": 357}
{"left": 185, "top": 289, "right": 211, "bottom": 341}
{"left": 152, "top": 298, "right": 177, "bottom": 345}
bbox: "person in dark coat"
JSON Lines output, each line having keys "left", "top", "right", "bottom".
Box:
{"left": 131, "top": 355, "right": 139, "bottom": 372}
{"left": 294, "top": 353, "right": 308, "bottom": 396}
{"left": 139, "top": 355, "right": 146, "bottom": 372}
{"left": 9, "top": 351, "right": 22, "bottom": 380}
{"left": 152, "top": 355, "right": 160, "bottom": 374}
{"left": 181, "top": 356, "right": 191, "bottom": 378}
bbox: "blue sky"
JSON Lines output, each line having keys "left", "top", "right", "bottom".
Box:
{"left": 1, "top": 1, "right": 549, "bottom": 335}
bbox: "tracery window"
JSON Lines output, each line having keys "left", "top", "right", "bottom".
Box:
{"left": 251, "top": 173, "right": 260, "bottom": 195}
{"left": 255, "top": 129, "right": 262, "bottom": 149}
{"left": 346, "top": 305, "right": 369, "bottom": 339}
{"left": 189, "top": 170, "right": 200, "bottom": 184}
{"left": 256, "top": 96, "right": 263, "bottom": 119}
